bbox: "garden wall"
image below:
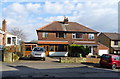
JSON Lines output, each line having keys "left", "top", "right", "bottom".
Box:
{"left": 3, "top": 52, "right": 20, "bottom": 62}
{"left": 60, "top": 57, "right": 100, "bottom": 64}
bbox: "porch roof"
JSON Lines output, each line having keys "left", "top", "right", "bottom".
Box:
{"left": 112, "top": 47, "right": 120, "bottom": 51}
{"left": 38, "top": 40, "right": 69, "bottom": 44}
{"left": 73, "top": 41, "right": 98, "bottom": 46}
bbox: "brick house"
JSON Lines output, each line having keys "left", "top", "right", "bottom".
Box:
{"left": 36, "top": 17, "right": 100, "bottom": 56}
{"left": 98, "top": 32, "right": 120, "bottom": 54}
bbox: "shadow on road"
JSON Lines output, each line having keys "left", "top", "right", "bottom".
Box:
{"left": 2, "top": 63, "right": 120, "bottom": 79}
{"left": 81, "top": 62, "right": 120, "bottom": 69}
{"left": 19, "top": 57, "right": 43, "bottom": 61}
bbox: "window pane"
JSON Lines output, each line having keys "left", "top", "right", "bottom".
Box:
{"left": 50, "top": 45, "right": 54, "bottom": 51}
{"left": 58, "top": 45, "right": 64, "bottom": 51}
{"left": 56, "top": 33, "right": 65, "bottom": 38}
{"left": 56, "top": 33, "right": 59, "bottom": 37}
{"left": 114, "top": 41, "right": 118, "bottom": 45}
{"left": 7, "top": 37, "right": 11, "bottom": 44}
{"left": 33, "top": 47, "right": 44, "bottom": 51}
{"left": 72, "top": 33, "right": 76, "bottom": 38}
{"left": 42, "top": 32, "right": 48, "bottom": 38}
{"left": 56, "top": 45, "right": 67, "bottom": 52}
{"left": 76, "top": 33, "right": 82, "bottom": 38}
{"left": 12, "top": 37, "right": 16, "bottom": 44}
{"left": 89, "top": 34, "right": 94, "bottom": 39}
{"left": 25, "top": 46, "right": 31, "bottom": 51}
{"left": 113, "top": 57, "right": 120, "bottom": 60}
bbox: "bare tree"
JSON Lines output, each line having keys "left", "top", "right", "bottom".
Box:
{"left": 10, "top": 27, "right": 27, "bottom": 41}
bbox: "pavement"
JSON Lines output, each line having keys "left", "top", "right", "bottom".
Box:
{"left": 1, "top": 57, "right": 120, "bottom": 79}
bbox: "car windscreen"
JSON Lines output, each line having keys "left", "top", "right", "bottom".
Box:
{"left": 101, "top": 55, "right": 111, "bottom": 59}
{"left": 33, "top": 48, "right": 44, "bottom": 52}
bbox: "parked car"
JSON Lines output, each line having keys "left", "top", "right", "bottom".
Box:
{"left": 99, "top": 54, "right": 120, "bottom": 69}
{"left": 30, "top": 47, "right": 46, "bottom": 61}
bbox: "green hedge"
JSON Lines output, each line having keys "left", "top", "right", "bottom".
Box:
{"left": 68, "top": 44, "right": 90, "bottom": 57}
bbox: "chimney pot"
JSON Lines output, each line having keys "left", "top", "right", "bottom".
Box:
{"left": 64, "top": 17, "right": 68, "bottom": 24}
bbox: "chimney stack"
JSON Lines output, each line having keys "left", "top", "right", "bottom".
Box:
{"left": 2, "top": 19, "right": 7, "bottom": 46}
{"left": 2, "top": 19, "right": 6, "bottom": 32}
{"left": 64, "top": 17, "right": 68, "bottom": 24}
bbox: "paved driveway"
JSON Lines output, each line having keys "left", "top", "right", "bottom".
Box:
{"left": 1, "top": 57, "right": 120, "bottom": 79}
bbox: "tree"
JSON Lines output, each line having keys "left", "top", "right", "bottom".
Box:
{"left": 10, "top": 27, "right": 27, "bottom": 41}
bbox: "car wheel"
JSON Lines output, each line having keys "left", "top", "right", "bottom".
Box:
{"left": 112, "top": 64, "right": 116, "bottom": 69}
{"left": 30, "top": 57, "right": 33, "bottom": 60}
{"left": 100, "top": 64, "right": 104, "bottom": 67}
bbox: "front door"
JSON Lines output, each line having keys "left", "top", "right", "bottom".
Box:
{"left": 42, "top": 45, "right": 49, "bottom": 56}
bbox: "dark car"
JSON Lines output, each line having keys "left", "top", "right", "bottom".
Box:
{"left": 100, "top": 54, "right": 120, "bottom": 69}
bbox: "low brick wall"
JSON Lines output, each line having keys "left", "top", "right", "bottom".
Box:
{"left": 60, "top": 57, "right": 100, "bottom": 64}
{"left": 3, "top": 52, "right": 20, "bottom": 62}
{"left": 86, "top": 58, "right": 100, "bottom": 64}
{"left": 60, "top": 57, "right": 86, "bottom": 63}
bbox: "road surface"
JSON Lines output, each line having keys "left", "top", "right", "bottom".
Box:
{"left": 1, "top": 57, "right": 120, "bottom": 79}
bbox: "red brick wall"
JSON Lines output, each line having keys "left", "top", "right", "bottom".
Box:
{"left": 38, "top": 32, "right": 98, "bottom": 44}
{"left": 98, "top": 43, "right": 109, "bottom": 50}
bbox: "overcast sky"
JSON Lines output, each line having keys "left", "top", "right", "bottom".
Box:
{"left": 0, "top": 0, "right": 119, "bottom": 41}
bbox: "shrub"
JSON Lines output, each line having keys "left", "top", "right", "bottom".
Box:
{"left": 68, "top": 44, "right": 90, "bottom": 57}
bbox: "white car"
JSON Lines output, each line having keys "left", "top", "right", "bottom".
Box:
{"left": 30, "top": 47, "right": 46, "bottom": 61}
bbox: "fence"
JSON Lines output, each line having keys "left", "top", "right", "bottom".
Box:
{"left": 4, "top": 45, "right": 21, "bottom": 53}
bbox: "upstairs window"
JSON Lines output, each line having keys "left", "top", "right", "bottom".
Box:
{"left": 56, "top": 33, "right": 66, "bottom": 38}
{"left": 88, "top": 34, "right": 94, "bottom": 39}
{"left": 72, "top": 33, "right": 83, "bottom": 39}
{"left": 12, "top": 37, "right": 16, "bottom": 44}
{"left": 42, "top": 32, "right": 48, "bottom": 38}
{"left": 7, "top": 37, "right": 11, "bottom": 44}
{"left": 114, "top": 41, "right": 118, "bottom": 45}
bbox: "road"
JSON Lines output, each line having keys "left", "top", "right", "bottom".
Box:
{"left": 1, "top": 57, "right": 120, "bottom": 79}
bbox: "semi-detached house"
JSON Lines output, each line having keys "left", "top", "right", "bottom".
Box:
{"left": 36, "top": 17, "right": 100, "bottom": 56}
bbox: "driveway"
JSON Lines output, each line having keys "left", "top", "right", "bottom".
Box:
{"left": 2, "top": 57, "right": 120, "bottom": 79}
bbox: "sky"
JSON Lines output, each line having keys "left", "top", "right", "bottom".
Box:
{"left": 0, "top": 0, "right": 119, "bottom": 41}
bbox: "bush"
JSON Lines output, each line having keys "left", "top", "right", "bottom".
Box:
{"left": 68, "top": 44, "right": 90, "bottom": 57}
{"left": 15, "top": 52, "right": 23, "bottom": 57}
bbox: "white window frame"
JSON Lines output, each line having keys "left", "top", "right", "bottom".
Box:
{"left": 42, "top": 32, "right": 48, "bottom": 38}
{"left": 88, "top": 34, "right": 94, "bottom": 39}
{"left": 72, "top": 33, "right": 83, "bottom": 39}
{"left": 56, "top": 33, "right": 66, "bottom": 38}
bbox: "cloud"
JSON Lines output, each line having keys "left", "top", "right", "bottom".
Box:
{"left": 1, "top": 1, "right": 118, "bottom": 41}
{"left": 26, "top": 3, "right": 41, "bottom": 13}
{"left": 43, "top": 1, "right": 75, "bottom": 14}
{"left": 2, "top": 0, "right": 119, "bottom": 2}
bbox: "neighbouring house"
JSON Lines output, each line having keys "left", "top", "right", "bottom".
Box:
{"left": 36, "top": 17, "right": 100, "bottom": 56}
{"left": 1, "top": 19, "right": 20, "bottom": 46}
{"left": 98, "top": 32, "right": 120, "bottom": 54}
{"left": 0, "top": 29, "right": 5, "bottom": 49}
{"left": 97, "top": 43, "right": 109, "bottom": 56}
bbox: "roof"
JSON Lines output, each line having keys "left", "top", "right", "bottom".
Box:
{"left": 37, "top": 21, "right": 98, "bottom": 33}
{"left": 103, "top": 33, "right": 120, "bottom": 40}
